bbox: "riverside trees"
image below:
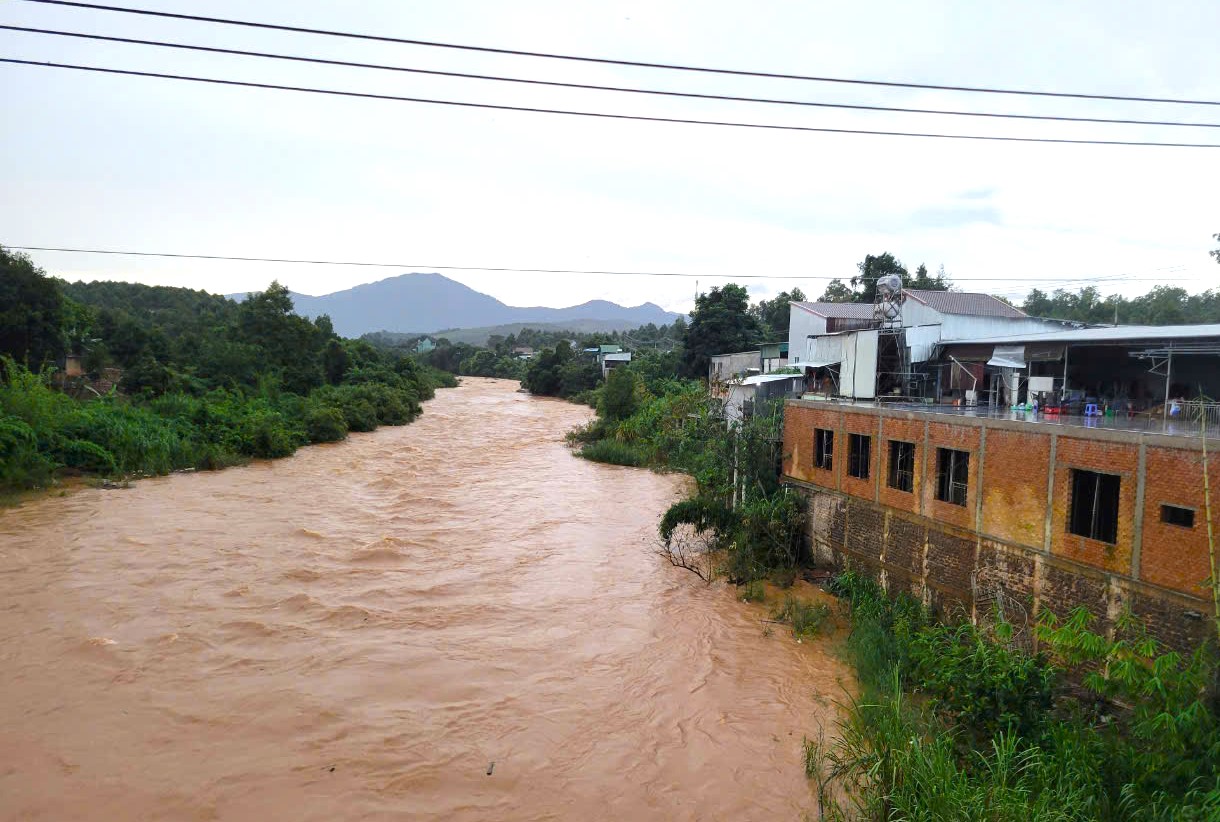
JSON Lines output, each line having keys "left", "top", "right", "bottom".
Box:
{"left": 0, "top": 252, "right": 451, "bottom": 495}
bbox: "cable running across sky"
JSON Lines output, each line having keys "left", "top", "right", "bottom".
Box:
{"left": 14, "top": 0, "right": 1220, "bottom": 107}
{"left": 7, "top": 246, "right": 1191, "bottom": 286}
{"left": 4, "top": 59, "right": 1219, "bottom": 148}
{"left": 3, "top": 26, "right": 1219, "bottom": 130}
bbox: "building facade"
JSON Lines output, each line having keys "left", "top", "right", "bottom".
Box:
{"left": 783, "top": 399, "right": 1217, "bottom": 652}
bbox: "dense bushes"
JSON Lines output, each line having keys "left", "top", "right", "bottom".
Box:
{"left": 0, "top": 352, "right": 447, "bottom": 494}
{"left": 0, "top": 258, "right": 456, "bottom": 496}
{"left": 576, "top": 438, "right": 647, "bottom": 466}
{"left": 809, "top": 571, "right": 1220, "bottom": 820}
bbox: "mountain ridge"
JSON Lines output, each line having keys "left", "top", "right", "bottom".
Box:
{"left": 227, "top": 273, "right": 681, "bottom": 337}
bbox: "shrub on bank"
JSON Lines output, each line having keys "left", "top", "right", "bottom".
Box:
{"left": 0, "top": 357, "right": 451, "bottom": 495}
{"left": 578, "top": 439, "right": 647, "bottom": 467}
{"left": 811, "top": 570, "right": 1220, "bottom": 819}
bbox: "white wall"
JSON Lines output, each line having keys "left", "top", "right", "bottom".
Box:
{"left": 788, "top": 306, "right": 828, "bottom": 364}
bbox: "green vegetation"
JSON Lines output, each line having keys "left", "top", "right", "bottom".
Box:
{"left": 680, "top": 283, "right": 762, "bottom": 379}
{"left": 772, "top": 594, "right": 830, "bottom": 639}
{"left": 576, "top": 438, "right": 647, "bottom": 467}
{"left": 0, "top": 246, "right": 449, "bottom": 496}
{"left": 808, "top": 570, "right": 1220, "bottom": 820}
{"left": 1023, "top": 284, "right": 1220, "bottom": 325}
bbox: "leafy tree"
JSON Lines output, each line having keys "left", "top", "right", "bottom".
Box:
{"left": 0, "top": 247, "right": 67, "bottom": 370}
{"left": 750, "top": 288, "right": 805, "bottom": 340}
{"left": 600, "top": 366, "right": 639, "bottom": 422}
{"left": 908, "top": 263, "right": 952, "bottom": 291}
{"left": 819, "top": 278, "right": 854, "bottom": 303}
{"left": 1212, "top": 232, "right": 1219, "bottom": 265}
{"left": 849, "top": 252, "right": 908, "bottom": 303}
{"left": 522, "top": 341, "right": 574, "bottom": 396}
{"left": 322, "top": 339, "right": 350, "bottom": 384}
{"left": 680, "top": 284, "right": 762, "bottom": 379}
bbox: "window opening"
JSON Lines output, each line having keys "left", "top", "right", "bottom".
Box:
{"left": 1160, "top": 504, "right": 1195, "bottom": 529}
{"left": 888, "top": 440, "right": 915, "bottom": 493}
{"left": 814, "top": 428, "right": 834, "bottom": 471}
{"left": 848, "top": 434, "right": 871, "bottom": 480}
{"left": 1068, "top": 469, "right": 1120, "bottom": 544}
{"left": 935, "top": 448, "right": 969, "bottom": 506}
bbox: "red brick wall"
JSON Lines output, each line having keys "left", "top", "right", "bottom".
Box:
{"left": 841, "top": 412, "right": 880, "bottom": 502}
{"left": 1140, "top": 445, "right": 1220, "bottom": 597}
{"left": 922, "top": 422, "right": 981, "bottom": 531}
{"left": 981, "top": 428, "right": 1051, "bottom": 549}
{"left": 784, "top": 404, "right": 844, "bottom": 488}
{"left": 878, "top": 416, "right": 925, "bottom": 515}
{"left": 785, "top": 401, "right": 1217, "bottom": 650}
{"left": 1050, "top": 436, "right": 1139, "bottom": 576}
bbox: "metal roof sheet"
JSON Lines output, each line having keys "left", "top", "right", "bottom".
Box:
{"left": 944, "top": 323, "right": 1220, "bottom": 345}
{"left": 791, "top": 301, "right": 875, "bottom": 319}
{"left": 739, "top": 373, "right": 803, "bottom": 386}
{"left": 904, "top": 290, "right": 1027, "bottom": 318}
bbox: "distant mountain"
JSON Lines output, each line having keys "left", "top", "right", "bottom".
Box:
{"left": 228, "top": 273, "right": 681, "bottom": 337}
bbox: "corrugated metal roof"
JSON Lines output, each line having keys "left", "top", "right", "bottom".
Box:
{"left": 791, "top": 301, "right": 875, "bottom": 319}
{"left": 740, "top": 373, "right": 803, "bottom": 386}
{"left": 944, "top": 323, "right": 1220, "bottom": 345}
{"left": 905, "top": 290, "right": 1027, "bottom": 318}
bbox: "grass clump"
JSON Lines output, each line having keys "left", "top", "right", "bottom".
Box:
{"left": 577, "top": 438, "right": 646, "bottom": 467}
{"left": 772, "top": 594, "right": 830, "bottom": 639}
{"left": 740, "top": 579, "right": 766, "bottom": 603}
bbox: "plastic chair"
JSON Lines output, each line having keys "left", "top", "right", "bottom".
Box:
{"left": 1084, "top": 403, "right": 1101, "bottom": 417}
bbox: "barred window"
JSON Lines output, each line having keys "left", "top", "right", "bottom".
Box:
{"left": 814, "top": 428, "right": 834, "bottom": 471}
{"left": 935, "top": 448, "right": 969, "bottom": 507}
{"left": 888, "top": 440, "right": 915, "bottom": 493}
{"left": 848, "top": 433, "right": 871, "bottom": 480}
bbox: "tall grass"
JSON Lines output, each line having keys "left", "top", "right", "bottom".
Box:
{"left": 810, "top": 570, "right": 1220, "bottom": 820}
{"left": 577, "top": 438, "right": 647, "bottom": 467}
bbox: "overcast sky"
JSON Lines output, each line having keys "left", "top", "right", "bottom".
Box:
{"left": 3, "top": 0, "right": 1218, "bottom": 313}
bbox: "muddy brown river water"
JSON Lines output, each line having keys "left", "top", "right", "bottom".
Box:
{"left": 0, "top": 377, "right": 847, "bottom": 820}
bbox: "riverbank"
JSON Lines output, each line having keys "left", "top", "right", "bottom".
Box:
{"left": 0, "top": 358, "right": 456, "bottom": 503}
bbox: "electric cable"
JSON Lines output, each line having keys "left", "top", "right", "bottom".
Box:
{"left": 15, "top": 0, "right": 1220, "bottom": 108}
{"left": 6, "top": 246, "right": 1201, "bottom": 284}
{"left": 3, "top": 26, "right": 1218, "bottom": 130}
{"left": 4, "top": 59, "right": 1219, "bottom": 148}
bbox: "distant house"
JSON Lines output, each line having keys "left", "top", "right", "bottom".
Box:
{"left": 601, "top": 352, "right": 632, "bottom": 377}
{"left": 723, "top": 373, "right": 804, "bottom": 424}
{"left": 708, "top": 342, "right": 788, "bottom": 389}
{"left": 414, "top": 336, "right": 437, "bottom": 353}
{"left": 511, "top": 346, "right": 535, "bottom": 360}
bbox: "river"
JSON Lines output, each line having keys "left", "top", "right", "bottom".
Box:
{"left": 0, "top": 377, "right": 846, "bottom": 821}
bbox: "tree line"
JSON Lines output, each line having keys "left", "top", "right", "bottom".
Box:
{"left": 0, "top": 246, "right": 453, "bottom": 495}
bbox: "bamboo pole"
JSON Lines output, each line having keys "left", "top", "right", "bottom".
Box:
{"left": 1199, "top": 395, "right": 1219, "bottom": 645}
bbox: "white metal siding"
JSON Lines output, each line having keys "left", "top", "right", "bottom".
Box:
{"left": 788, "top": 308, "right": 828, "bottom": 364}
{"left": 840, "top": 330, "right": 880, "bottom": 399}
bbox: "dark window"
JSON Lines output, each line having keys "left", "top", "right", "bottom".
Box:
{"left": 935, "top": 448, "right": 969, "bottom": 506}
{"left": 814, "top": 428, "right": 834, "bottom": 471}
{"left": 1068, "top": 470, "right": 1120, "bottom": 544}
{"left": 1160, "top": 504, "right": 1195, "bottom": 529}
{"left": 888, "top": 440, "right": 915, "bottom": 493}
{"left": 848, "top": 433, "right": 871, "bottom": 480}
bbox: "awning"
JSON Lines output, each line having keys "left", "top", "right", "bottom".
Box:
{"left": 987, "top": 344, "right": 1027, "bottom": 369}
{"left": 801, "top": 358, "right": 841, "bottom": 369}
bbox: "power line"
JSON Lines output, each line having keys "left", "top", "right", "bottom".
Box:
{"left": 16, "top": 0, "right": 1220, "bottom": 108}
{"left": 5, "top": 59, "right": 1220, "bottom": 148}
{"left": 5, "top": 26, "right": 1219, "bottom": 130}
{"left": 7, "top": 245, "right": 1200, "bottom": 284}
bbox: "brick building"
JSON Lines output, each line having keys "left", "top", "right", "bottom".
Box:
{"left": 783, "top": 400, "right": 1217, "bottom": 651}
